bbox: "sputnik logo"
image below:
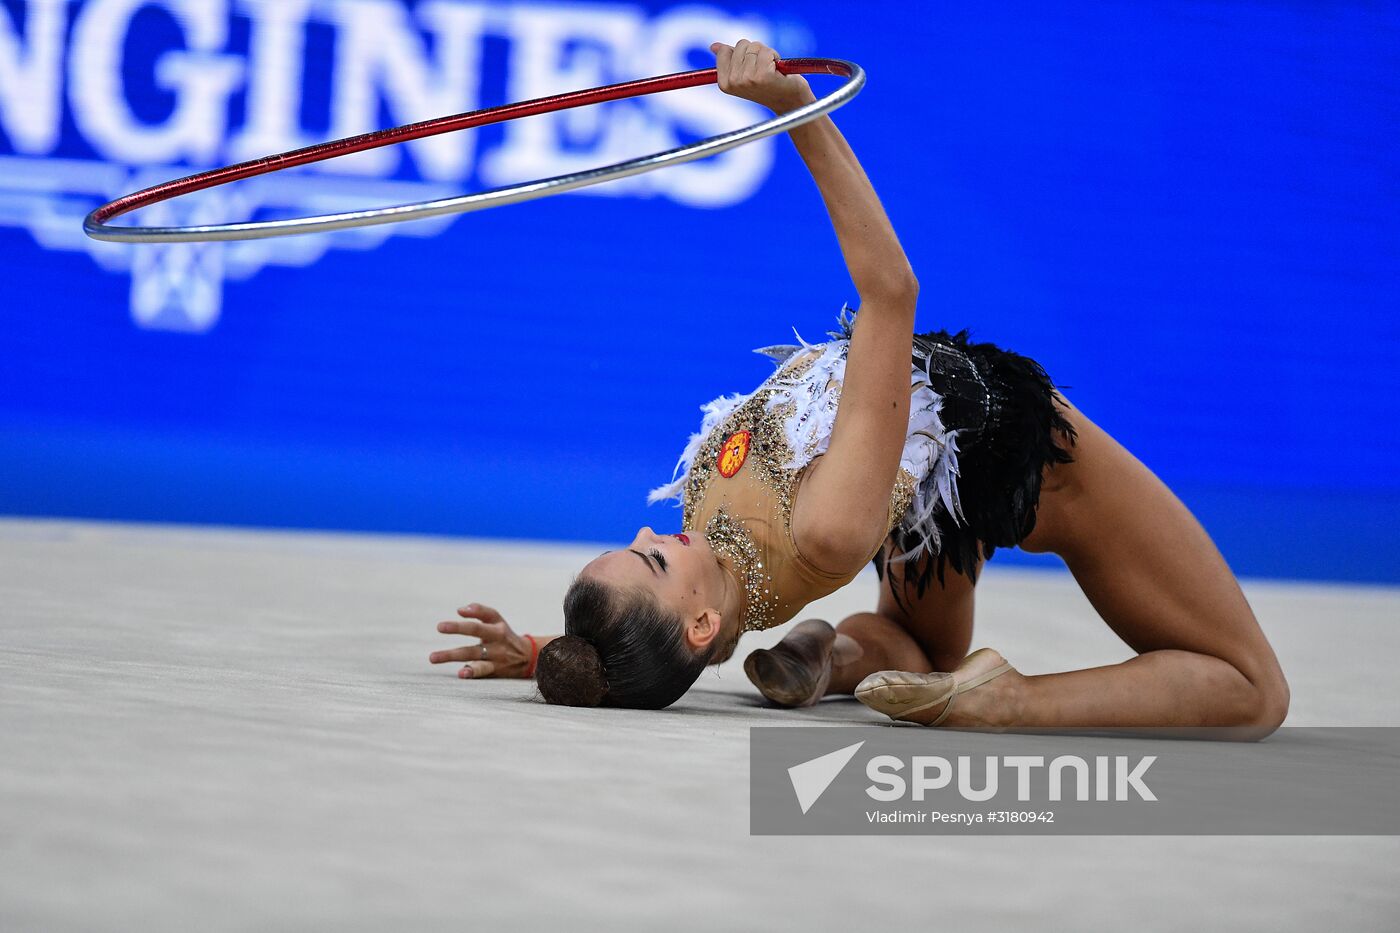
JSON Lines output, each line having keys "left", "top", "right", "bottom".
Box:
{"left": 787, "top": 740, "right": 865, "bottom": 814}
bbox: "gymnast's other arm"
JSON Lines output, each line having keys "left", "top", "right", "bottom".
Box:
{"left": 430, "top": 604, "right": 556, "bottom": 679}
{"left": 709, "top": 40, "right": 920, "bottom": 574}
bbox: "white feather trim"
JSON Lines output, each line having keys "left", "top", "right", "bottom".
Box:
{"left": 647, "top": 390, "right": 750, "bottom": 505}
{"left": 650, "top": 327, "right": 965, "bottom": 564}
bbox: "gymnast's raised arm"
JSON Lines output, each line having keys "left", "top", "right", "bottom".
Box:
{"left": 711, "top": 40, "right": 919, "bottom": 574}
{"left": 431, "top": 41, "right": 917, "bottom": 684}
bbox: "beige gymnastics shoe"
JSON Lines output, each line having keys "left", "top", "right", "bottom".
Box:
{"left": 743, "top": 619, "right": 836, "bottom": 709}
{"left": 855, "top": 648, "right": 1015, "bottom": 726}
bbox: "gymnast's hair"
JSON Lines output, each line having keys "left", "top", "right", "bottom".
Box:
{"left": 537, "top": 576, "right": 715, "bottom": 709}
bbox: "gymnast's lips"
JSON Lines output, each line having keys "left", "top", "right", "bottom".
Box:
{"left": 676, "top": 533, "right": 690, "bottom": 546}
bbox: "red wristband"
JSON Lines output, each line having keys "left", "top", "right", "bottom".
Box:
{"left": 524, "top": 634, "right": 539, "bottom": 678}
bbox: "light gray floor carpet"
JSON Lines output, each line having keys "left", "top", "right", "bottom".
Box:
{"left": 2, "top": 519, "right": 1397, "bottom": 931}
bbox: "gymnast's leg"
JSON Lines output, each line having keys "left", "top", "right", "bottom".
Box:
{"left": 863, "top": 399, "right": 1291, "bottom": 737}
{"left": 744, "top": 547, "right": 979, "bottom": 705}
{"left": 827, "top": 547, "right": 982, "bottom": 692}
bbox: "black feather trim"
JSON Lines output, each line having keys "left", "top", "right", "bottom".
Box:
{"left": 874, "top": 328, "right": 1076, "bottom": 604}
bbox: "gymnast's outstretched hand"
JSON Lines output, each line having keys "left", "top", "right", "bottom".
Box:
{"left": 709, "top": 39, "right": 815, "bottom": 113}
{"left": 430, "top": 603, "right": 542, "bottom": 679}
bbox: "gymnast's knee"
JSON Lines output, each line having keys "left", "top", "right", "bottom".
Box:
{"left": 1256, "top": 669, "right": 1291, "bottom": 735}
{"left": 835, "top": 612, "right": 932, "bottom": 673}
{"left": 1238, "top": 661, "right": 1290, "bottom": 739}
{"left": 834, "top": 611, "right": 895, "bottom": 646}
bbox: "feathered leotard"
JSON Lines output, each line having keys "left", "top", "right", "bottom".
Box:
{"left": 649, "top": 309, "right": 1074, "bottom": 631}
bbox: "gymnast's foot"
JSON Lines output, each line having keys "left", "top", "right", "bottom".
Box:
{"left": 744, "top": 619, "right": 849, "bottom": 708}
{"left": 855, "top": 648, "right": 1023, "bottom": 728}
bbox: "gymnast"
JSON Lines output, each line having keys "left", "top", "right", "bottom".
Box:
{"left": 429, "top": 40, "right": 1290, "bottom": 736}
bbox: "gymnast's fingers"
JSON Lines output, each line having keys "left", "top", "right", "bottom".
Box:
{"left": 741, "top": 41, "right": 773, "bottom": 83}
{"left": 759, "top": 44, "right": 780, "bottom": 78}
{"left": 710, "top": 42, "right": 734, "bottom": 91}
{"left": 437, "top": 618, "right": 491, "bottom": 639}
{"left": 429, "top": 645, "right": 484, "bottom": 664}
{"left": 730, "top": 38, "right": 752, "bottom": 85}
{"left": 459, "top": 660, "right": 496, "bottom": 679}
{"left": 457, "top": 604, "right": 506, "bottom": 628}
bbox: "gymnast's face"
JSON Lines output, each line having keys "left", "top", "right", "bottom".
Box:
{"left": 581, "top": 527, "right": 730, "bottom": 652}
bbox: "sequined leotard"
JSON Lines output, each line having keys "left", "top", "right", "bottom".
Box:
{"left": 648, "top": 322, "right": 962, "bottom": 633}
{"left": 650, "top": 310, "right": 1074, "bottom": 629}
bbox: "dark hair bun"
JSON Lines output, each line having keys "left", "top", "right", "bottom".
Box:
{"left": 536, "top": 634, "right": 608, "bottom": 707}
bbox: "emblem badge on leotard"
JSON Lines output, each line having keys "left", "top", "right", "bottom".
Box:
{"left": 717, "top": 431, "right": 752, "bottom": 478}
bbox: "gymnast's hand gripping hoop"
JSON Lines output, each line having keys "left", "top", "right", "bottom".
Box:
{"left": 83, "top": 58, "right": 864, "bottom": 244}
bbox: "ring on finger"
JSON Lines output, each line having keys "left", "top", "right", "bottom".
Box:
{"left": 481, "top": 644, "right": 489, "bottom": 661}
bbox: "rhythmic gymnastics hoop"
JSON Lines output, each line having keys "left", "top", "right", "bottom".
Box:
{"left": 83, "top": 58, "right": 863, "bottom": 244}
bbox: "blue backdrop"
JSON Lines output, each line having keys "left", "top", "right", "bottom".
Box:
{"left": 3, "top": 0, "right": 1397, "bottom": 583}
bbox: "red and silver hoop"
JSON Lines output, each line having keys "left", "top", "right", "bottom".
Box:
{"left": 83, "top": 58, "right": 863, "bottom": 244}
